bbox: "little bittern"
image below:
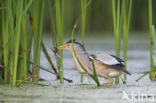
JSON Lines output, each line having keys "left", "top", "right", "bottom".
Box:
{"left": 57, "top": 40, "right": 131, "bottom": 85}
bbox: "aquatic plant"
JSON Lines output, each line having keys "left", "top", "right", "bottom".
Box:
{"left": 148, "top": 0, "right": 156, "bottom": 80}
{"left": 80, "top": 0, "right": 87, "bottom": 83}
{"left": 42, "top": 42, "right": 73, "bottom": 83}
{"left": 0, "top": 0, "right": 3, "bottom": 80}
{"left": 80, "top": 0, "right": 92, "bottom": 83}
{"left": 33, "top": 0, "right": 45, "bottom": 81}
{"left": 55, "top": 0, "right": 64, "bottom": 83}
{"left": 112, "top": 0, "right": 132, "bottom": 83}
{"left": 0, "top": 0, "right": 45, "bottom": 85}
{"left": 48, "top": 0, "right": 64, "bottom": 83}
{"left": 136, "top": 25, "right": 156, "bottom": 81}
{"left": 123, "top": 0, "right": 132, "bottom": 80}
{"left": 112, "top": 0, "right": 122, "bottom": 83}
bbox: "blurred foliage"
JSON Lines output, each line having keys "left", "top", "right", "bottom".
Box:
{"left": 44, "top": 0, "right": 156, "bottom": 34}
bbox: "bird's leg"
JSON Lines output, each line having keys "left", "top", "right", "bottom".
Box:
{"left": 88, "top": 77, "right": 91, "bottom": 83}
{"left": 101, "top": 78, "right": 114, "bottom": 86}
{"left": 120, "top": 76, "right": 126, "bottom": 84}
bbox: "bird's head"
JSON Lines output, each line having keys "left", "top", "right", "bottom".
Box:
{"left": 58, "top": 39, "right": 86, "bottom": 52}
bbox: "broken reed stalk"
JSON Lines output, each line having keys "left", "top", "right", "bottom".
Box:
{"left": 55, "top": 0, "right": 64, "bottom": 83}
{"left": 71, "top": 20, "right": 100, "bottom": 86}
{"left": 29, "top": 61, "right": 73, "bottom": 83}
{"left": 16, "top": 75, "right": 39, "bottom": 87}
{"left": 17, "top": 53, "right": 73, "bottom": 83}
{"left": 41, "top": 41, "right": 58, "bottom": 75}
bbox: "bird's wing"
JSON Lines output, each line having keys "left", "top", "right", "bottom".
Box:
{"left": 110, "top": 55, "right": 124, "bottom": 63}
{"left": 89, "top": 53, "right": 121, "bottom": 65}
{"left": 89, "top": 53, "right": 131, "bottom": 75}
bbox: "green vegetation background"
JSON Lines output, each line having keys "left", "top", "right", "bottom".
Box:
{"left": 44, "top": 0, "right": 156, "bottom": 34}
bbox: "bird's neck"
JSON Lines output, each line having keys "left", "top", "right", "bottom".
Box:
{"left": 71, "top": 50, "right": 91, "bottom": 73}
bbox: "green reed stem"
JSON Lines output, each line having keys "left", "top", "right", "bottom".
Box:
{"left": 21, "top": 0, "right": 28, "bottom": 80}
{"left": 116, "top": 0, "right": 121, "bottom": 57}
{"left": 48, "top": 0, "right": 57, "bottom": 46}
{"left": 81, "top": 0, "right": 87, "bottom": 45}
{"left": 123, "top": 0, "right": 127, "bottom": 80}
{"left": 81, "top": 0, "right": 87, "bottom": 83}
{"left": 33, "top": 0, "right": 45, "bottom": 81}
{"left": 55, "top": 0, "right": 64, "bottom": 83}
{"left": 136, "top": 25, "right": 156, "bottom": 81}
{"left": 27, "top": 12, "right": 33, "bottom": 76}
{"left": 33, "top": 0, "right": 39, "bottom": 81}
{"left": 112, "top": 0, "right": 121, "bottom": 83}
{"left": 112, "top": 0, "right": 116, "bottom": 32}
{"left": 12, "top": 0, "right": 24, "bottom": 85}
{"left": 80, "top": 0, "right": 91, "bottom": 83}
{"left": 0, "top": 0, "right": 3, "bottom": 80}
{"left": 123, "top": 0, "right": 132, "bottom": 80}
{"left": 151, "top": 25, "right": 156, "bottom": 79}
{"left": 3, "top": 0, "right": 9, "bottom": 83}
{"left": 90, "top": 59, "right": 100, "bottom": 86}
{"left": 112, "top": 0, "right": 132, "bottom": 83}
{"left": 18, "top": 0, "right": 33, "bottom": 80}
{"left": 148, "top": 0, "right": 155, "bottom": 80}
{"left": 1, "top": 0, "right": 39, "bottom": 85}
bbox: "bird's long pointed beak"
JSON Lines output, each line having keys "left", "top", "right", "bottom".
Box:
{"left": 58, "top": 44, "right": 69, "bottom": 50}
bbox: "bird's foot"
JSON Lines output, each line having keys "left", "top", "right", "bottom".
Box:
{"left": 101, "top": 81, "right": 114, "bottom": 87}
